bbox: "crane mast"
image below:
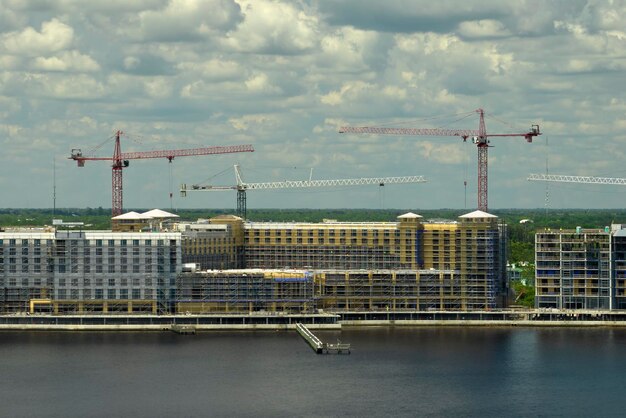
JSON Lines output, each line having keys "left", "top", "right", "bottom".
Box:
{"left": 181, "top": 164, "right": 427, "bottom": 218}
{"left": 69, "top": 130, "right": 254, "bottom": 217}
{"left": 340, "top": 108, "right": 540, "bottom": 212}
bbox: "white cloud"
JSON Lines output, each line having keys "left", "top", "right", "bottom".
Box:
{"left": 229, "top": 114, "right": 276, "bottom": 131}
{"left": 143, "top": 77, "right": 173, "bottom": 98}
{"left": 134, "top": 0, "right": 242, "bottom": 42}
{"left": 1, "top": 1, "right": 626, "bottom": 209}
{"left": 39, "top": 74, "right": 106, "bottom": 99}
{"left": 1, "top": 18, "right": 74, "bottom": 56}
{"left": 457, "top": 19, "right": 511, "bottom": 38}
{"left": 32, "top": 50, "right": 100, "bottom": 72}
{"left": 320, "top": 81, "right": 376, "bottom": 106}
{"left": 224, "top": 0, "right": 318, "bottom": 54}
{"left": 177, "top": 58, "right": 245, "bottom": 81}
{"left": 419, "top": 141, "right": 467, "bottom": 164}
{"left": 245, "top": 73, "right": 280, "bottom": 93}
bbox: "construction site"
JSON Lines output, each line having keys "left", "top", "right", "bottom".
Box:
{"left": 0, "top": 110, "right": 548, "bottom": 315}
{"left": 0, "top": 209, "right": 508, "bottom": 314}
{"left": 168, "top": 211, "right": 507, "bottom": 312}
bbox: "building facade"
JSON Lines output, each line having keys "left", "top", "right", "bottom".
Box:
{"left": 178, "top": 210, "right": 508, "bottom": 311}
{"left": 0, "top": 229, "right": 181, "bottom": 314}
{"left": 535, "top": 225, "right": 626, "bottom": 310}
{"left": 1, "top": 210, "right": 507, "bottom": 314}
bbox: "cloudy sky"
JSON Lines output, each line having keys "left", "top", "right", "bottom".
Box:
{"left": 1, "top": 0, "right": 626, "bottom": 212}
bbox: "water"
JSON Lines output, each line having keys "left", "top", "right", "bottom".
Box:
{"left": 1, "top": 327, "right": 626, "bottom": 417}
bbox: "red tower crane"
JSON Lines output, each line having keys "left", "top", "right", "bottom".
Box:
{"left": 339, "top": 108, "right": 540, "bottom": 212}
{"left": 69, "top": 130, "right": 254, "bottom": 217}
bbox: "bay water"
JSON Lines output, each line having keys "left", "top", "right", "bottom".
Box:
{"left": 1, "top": 327, "right": 625, "bottom": 417}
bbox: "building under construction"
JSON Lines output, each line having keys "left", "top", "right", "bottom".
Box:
{"left": 535, "top": 225, "right": 626, "bottom": 310}
{"left": 0, "top": 228, "right": 180, "bottom": 314}
{"left": 175, "top": 210, "right": 508, "bottom": 312}
{"left": 1, "top": 210, "right": 508, "bottom": 314}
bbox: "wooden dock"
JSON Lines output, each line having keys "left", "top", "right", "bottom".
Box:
{"left": 296, "top": 322, "right": 350, "bottom": 354}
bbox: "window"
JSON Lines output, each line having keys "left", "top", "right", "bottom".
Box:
{"left": 96, "top": 263, "right": 103, "bottom": 272}
{"left": 120, "top": 289, "right": 128, "bottom": 299}
{"left": 133, "top": 265, "right": 140, "bottom": 273}
{"left": 108, "top": 278, "right": 116, "bottom": 286}
{"left": 107, "top": 289, "right": 116, "bottom": 299}
{"left": 132, "top": 289, "right": 141, "bottom": 299}
{"left": 95, "top": 289, "right": 103, "bottom": 299}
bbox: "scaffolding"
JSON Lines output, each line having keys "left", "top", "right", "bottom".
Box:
{"left": 536, "top": 229, "right": 611, "bottom": 310}
{"left": 0, "top": 230, "right": 178, "bottom": 314}
{"left": 175, "top": 270, "right": 315, "bottom": 313}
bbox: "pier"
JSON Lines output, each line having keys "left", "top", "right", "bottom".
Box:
{"left": 296, "top": 322, "right": 351, "bottom": 354}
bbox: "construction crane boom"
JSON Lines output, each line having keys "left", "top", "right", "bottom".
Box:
{"left": 186, "top": 175, "right": 426, "bottom": 191}
{"left": 69, "top": 130, "right": 254, "bottom": 217}
{"left": 340, "top": 108, "right": 541, "bottom": 212}
{"left": 528, "top": 174, "right": 626, "bottom": 185}
{"left": 181, "top": 165, "right": 426, "bottom": 218}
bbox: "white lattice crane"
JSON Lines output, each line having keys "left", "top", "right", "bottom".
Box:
{"left": 340, "top": 109, "right": 541, "bottom": 212}
{"left": 180, "top": 164, "right": 427, "bottom": 218}
{"left": 528, "top": 174, "right": 626, "bottom": 185}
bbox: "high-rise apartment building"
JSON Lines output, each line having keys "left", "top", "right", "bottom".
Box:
{"left": 535, "top": 225, "right": 626, "bottom": 310}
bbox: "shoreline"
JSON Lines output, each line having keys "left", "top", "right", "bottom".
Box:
{"left": 3, "top": 310, "right": 626, "bottom": 330}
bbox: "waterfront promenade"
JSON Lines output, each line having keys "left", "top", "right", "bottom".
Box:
{"left": 2, "top": 310, "right": 626, "bottom": 330}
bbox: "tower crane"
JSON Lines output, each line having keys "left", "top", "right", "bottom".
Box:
{"left": 69, "top": 130, "right": 254, "bottom": 217}
{"left": 528, "top": 173, "right": 626, "bottom": 185}
{"left": 180, "top": 164, "right": 427, "bottom": 218}
{"left": 339, "top": 108, "right": 541, "bottom": 212}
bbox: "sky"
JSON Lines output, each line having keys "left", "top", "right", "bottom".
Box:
{"left": 1, "top": 0, "right": 626, "bottom": 212}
